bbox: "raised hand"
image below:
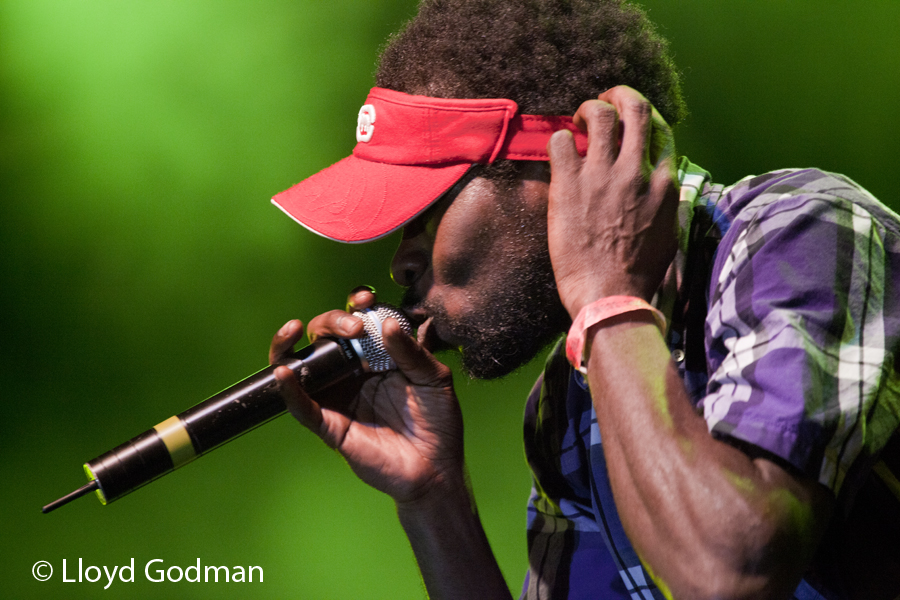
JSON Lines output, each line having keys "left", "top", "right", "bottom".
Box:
{"left": 546, "top": 85, "right": 681, "bottom": 317}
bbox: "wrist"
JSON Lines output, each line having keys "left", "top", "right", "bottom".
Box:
{"left": 394, "top": 467, "right": 512, "bottom": 600}
{"left": 561, "top": 280, "right": 656, "bottom": 319}
{"left": 565, "top": 295, "right": 666, "bottom": 371}
{"left": 395, "top": 469, "right": 474, "bottom": 518}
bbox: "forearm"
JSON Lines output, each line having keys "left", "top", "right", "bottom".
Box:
{"left": 585, "top": 313, "right": 830, "bottom": 599}
{"left": 396, "top": 476, "right": 512, "bottom": 600}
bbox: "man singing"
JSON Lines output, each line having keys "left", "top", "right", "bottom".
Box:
{"left": 268, "top": 1, "right": 900, "bottom": 598}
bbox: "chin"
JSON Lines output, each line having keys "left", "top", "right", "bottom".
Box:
{"left": 430, "top": 303, "right": 569, "bottom": 380}
{"left": 457, "top": 338, "right": 547, "bottom": 380}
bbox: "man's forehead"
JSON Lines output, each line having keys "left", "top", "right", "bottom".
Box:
{"left": 402, "top": 165, "right": 485, "bottom": 239}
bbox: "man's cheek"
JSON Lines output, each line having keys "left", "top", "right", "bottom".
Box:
{"left": 437, "top": 253, "right": 475, "bottom": 287}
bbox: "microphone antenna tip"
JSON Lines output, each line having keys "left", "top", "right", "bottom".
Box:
{"left": 42, "top": 479, "right": 99, "bottom": 514}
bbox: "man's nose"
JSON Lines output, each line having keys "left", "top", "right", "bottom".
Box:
{"left": 391, "top": 235, "right": 429, "bottom": 287}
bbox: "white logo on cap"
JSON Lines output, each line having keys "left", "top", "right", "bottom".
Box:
{"left": 356, "top": 104, "right": 376, "bottom": 143}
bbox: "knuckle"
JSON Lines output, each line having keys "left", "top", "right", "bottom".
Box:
{"left": 431, "top": 360, "right": 454, "bottom": 386}
{"left": 310, "top": 309, "right": 348, "bottom": 330}
{"left": 619, "top": 158, "right": 646, "bottom": 179}
{"left": 624, "top": 97, "right": 652, "bottom": 119}
{"left": 622, "top": 164, "right": 651, "bottom": 190}
{"left": 585, "top": 101, "right": 617, "bottom": 123}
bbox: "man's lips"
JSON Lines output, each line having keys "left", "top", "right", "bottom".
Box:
{"left": 400, "top": 306, "right": 456, "bottom": 353}
{"left": 401, "top": 306, "right": 429, "bottom": 329}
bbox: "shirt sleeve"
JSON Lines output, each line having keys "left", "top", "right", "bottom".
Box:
{"left": 702, "top": 170, "right": 900, "bottom": 496}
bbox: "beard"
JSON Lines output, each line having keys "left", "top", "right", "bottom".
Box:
{"left": 402, "top": 240, "right": 571, "bottom": 380}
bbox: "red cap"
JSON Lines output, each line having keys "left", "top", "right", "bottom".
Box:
{"left": 272, "top": 87, "right": 588, "bottom": 243}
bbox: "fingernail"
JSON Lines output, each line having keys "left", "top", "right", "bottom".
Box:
{"left": 278, "top": 320, "right": 296, "bottom": 338}
{"left": 348, "top": 285, "right": 376, "bottom": 309}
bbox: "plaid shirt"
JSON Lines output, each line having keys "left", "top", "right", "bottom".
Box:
{"left": 521, "top": 159, "right": 900, "bottom": 599}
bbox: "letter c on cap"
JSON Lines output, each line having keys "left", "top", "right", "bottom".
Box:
{"left": 357, "top": 104, "right": 376, "bottom": 142}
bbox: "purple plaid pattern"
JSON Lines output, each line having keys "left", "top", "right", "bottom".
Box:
{"left": 521, "top": 160, "right": 900, "bottom": 599}
{"left": 703, "top": 168, "right": 900, "bottom": 497}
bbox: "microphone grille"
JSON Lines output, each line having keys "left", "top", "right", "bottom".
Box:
{"left": 352, "top": 303, "right": 413, "bottom": 372}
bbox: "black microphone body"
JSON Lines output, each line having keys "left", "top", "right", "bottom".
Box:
{"left": 84, "top": 336, "right": 360, "bottom": 505}
{"left": 43, "top": 304, "right": 411, "bottom": 512}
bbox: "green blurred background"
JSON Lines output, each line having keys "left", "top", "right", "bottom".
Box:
{"left": 1, "top": 1, "right": 897, "bottom": 598}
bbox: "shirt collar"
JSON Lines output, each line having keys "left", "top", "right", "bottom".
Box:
{"left": 653, "top": 157, "right": 713, "bottom": 330}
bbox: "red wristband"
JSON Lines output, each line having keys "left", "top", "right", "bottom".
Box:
{"left": 565, "top": 296, "right": 666, "bottom": 372}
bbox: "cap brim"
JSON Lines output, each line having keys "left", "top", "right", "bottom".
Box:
{"left": 272, "top": 155, "right": 473, "bottom": 243}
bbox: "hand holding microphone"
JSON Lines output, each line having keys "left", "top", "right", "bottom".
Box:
{"left": 272, "top": 288, "right": 465, "bottom": 506}
{"left": 42, "top": 300, "right": 418, "bottom": 512}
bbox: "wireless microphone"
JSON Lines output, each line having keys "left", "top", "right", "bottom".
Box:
{"left": 42, "top": 304, "right": 412, "bottom": 513}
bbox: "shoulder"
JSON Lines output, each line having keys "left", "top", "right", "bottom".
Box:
{"left": 709, "top": 168, "right": 899, "bottom": 240}
{"left": 701, "top": 168, "right": 900, "bottom": 296}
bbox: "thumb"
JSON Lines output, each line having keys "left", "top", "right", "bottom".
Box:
{"left": 382, "top": 318, "right": 452, "bottom": 388}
